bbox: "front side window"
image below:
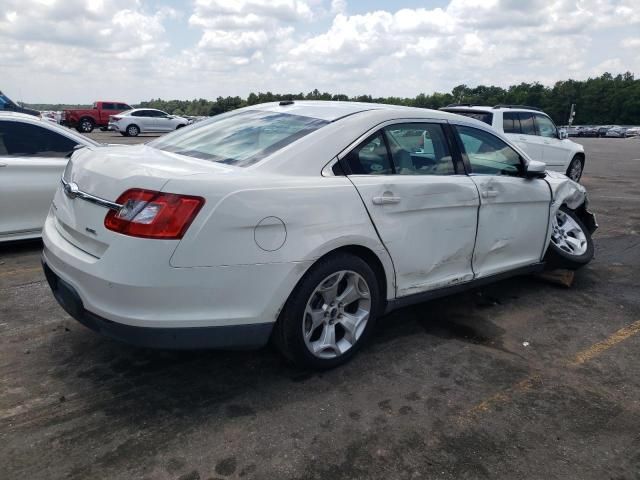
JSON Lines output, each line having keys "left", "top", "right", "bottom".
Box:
{"left": 384, "top": 123, "right": 455, "bottom": 175}
{"left": 344, "top": 132, "right": 394, "bottom": 175}
{"left": 534, "top": 114, "right": 557, "bottom": 138}
{"left": 132, "top": 110, "right": 152, "bottom": 117}
{"left": 117, "top": 103, "right": 130, "bottom": 110}
{"left": 150, "top": 110, "right": 328, "bottom": 167}
{"left": 0, "top": 121, "right": 78, "bottom": 157}
{"left": 456, "top": 125, "right": 523, "bottom": 176}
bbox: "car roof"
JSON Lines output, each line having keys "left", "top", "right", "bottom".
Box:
{"left": 248, "top": 100, "right": 469, "bottom": 122}
{"left": 442, "top": 105, "right": 545, "bottom": 114}
{"left": 0, "top": 111, "right": 100, "bottom": 146}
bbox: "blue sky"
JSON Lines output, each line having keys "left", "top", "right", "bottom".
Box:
{"left": 1, "top": 0, "right": 638, "bottom": 103}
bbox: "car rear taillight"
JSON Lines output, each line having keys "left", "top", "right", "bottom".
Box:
{"left": 105, "top": 189, "right": 204, "bottom": 239}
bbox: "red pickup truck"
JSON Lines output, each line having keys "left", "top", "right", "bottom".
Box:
{"left": 62, "top": 101, "right": 131, "bottom": 133}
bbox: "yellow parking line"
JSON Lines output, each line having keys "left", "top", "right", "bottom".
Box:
{"left": 571, "top": 319, "right": 640, "bottom": 365}
{"left": 462, "top": 319, "right": 640, "bottom": 422}
{"left": 0, "top": 266, "right": 43, "bottom": 278}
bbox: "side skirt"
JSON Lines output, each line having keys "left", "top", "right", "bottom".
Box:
{"left": 384, "top": 263, "right": 545, "bottom": 314}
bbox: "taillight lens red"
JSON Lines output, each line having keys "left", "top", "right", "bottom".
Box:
{"left": 105, "top": 189, "right": 204, "bottom": 239}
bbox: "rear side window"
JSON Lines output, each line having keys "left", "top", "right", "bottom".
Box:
{"left": 503, "top": 112, "right": 521, "bottom": 133}
{"left": 132, "top": 110, "right": 152, "bottom": 117}
{"left": 0, "top": 121, "right": 78, "bottom": 157}
{"left": 102, "top": 102, "right": 115, "bottom": 110}
{"left": 518, "top": 112, "right": 536, "bottom": 135}
{"left": 344, "top": 132, "right": 394, "bottom": 175}
{"left": 444, "top": 110, "right": 493, "bottom": 125}
{"left": 384, "top": 123, "right": 455, "bottom": 175}
{"left": 117, "top": 103, "right": 129, "bottom": 110}
{"left": 150, "top": 110, "right": 329, "bottom": 167}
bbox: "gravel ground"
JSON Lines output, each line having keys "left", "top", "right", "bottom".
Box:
{"left": 1, "top": 137, "right": 639, "bottom": 480}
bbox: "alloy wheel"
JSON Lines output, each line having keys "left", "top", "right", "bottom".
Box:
{"left": 302, "top": 270, "right": 371, "bottom": 359}
{"left": 550, "top": 210, "right": 587, "bottom": 256}
{"left": 568, "top": 159, "right": 583, "bottom": 182}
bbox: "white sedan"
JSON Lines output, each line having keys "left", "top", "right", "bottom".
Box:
{"left": 0, "top": 112, "right": 99, "bottom": 242}
{"left": 42, "top": 101, "right": 597, "bottom": 368}
{"left": 109, "top": 108, "right": 189, "bottom": 137}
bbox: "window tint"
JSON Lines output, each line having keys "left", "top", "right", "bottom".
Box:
{"left": 0, "top": 121, "right": 78, "bottom": 158}
{"left": 132, "top": 110, "right": 152, "bottom": 117}
{"left": 102, "top": 102, "right": 115, "bottom": 110}
{"left": 150, "top": 110, "right": 329, "bottom": 167}
{"left": 503, "top": 112, "right": 521, "bottom": 134}
{"left": 444, "top": 110, "right": 493, "bottom": 125}
{"left": 518, "top": 112, "right": 536, "bottom": 135}
{"left": 456, "top": 125, "right": 523, "bottom": 176}
{"left": 534, "top": 114, "right": 557, "bottom": 138}
{"left": 384, "top": 123, "right": 454, "bottom": 175}
{"left": 117, "top": 103, "right": 129, "bottom": 110}
{"left": 344, "top": 132, "right": 393, "bottom": 175}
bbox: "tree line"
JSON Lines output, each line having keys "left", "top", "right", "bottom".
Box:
{"left": 27, "top": 72, "right": 639, "bottom": 125}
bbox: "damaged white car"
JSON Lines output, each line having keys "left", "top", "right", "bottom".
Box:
{"left": 42, "top": 101, "right": 597, "bottom": 369}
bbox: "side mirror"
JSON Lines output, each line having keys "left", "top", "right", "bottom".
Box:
{"left": 558, "top": 129, "right": 568, "bottom": 140}
{"left": 525, "top": 159, "right": 547, "bottom": 179}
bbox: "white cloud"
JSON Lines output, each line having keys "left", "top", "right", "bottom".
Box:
{"left": 0, "top": 0, "right": 638, "bottom": 103}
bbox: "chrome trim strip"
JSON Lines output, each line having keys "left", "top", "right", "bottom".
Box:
{"left": 60, "top": 178, "right": 122, "bottom": 211}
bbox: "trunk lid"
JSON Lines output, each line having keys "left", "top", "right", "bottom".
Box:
{"left": 52, "top": 145, "right": 235, "bottom": 257}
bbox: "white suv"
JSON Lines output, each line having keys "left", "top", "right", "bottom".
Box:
{"left": 441, "top": 105, "right": 585, "bottom": 181}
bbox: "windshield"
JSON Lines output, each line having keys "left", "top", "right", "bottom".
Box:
{"left": 149, "top": 110, "right": 328, "bottom": 167}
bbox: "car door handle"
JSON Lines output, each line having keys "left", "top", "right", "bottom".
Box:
{"left": 481, "top": 189, "right": 498, "bottom": 198}
{"left": 372, "top": 195, "right": 401, "bottom": 205}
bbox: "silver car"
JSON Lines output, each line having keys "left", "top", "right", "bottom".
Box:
{"left": 109, "top": 108, "right": 190, "bottom": 137}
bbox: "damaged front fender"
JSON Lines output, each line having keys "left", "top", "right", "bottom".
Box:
{"left": 544, "top": 171, "right": 598, "bottom": 234}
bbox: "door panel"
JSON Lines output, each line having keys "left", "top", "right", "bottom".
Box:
{"left": 0, "top": 156, "right": 66, "bottom": 236}
{"left": 534, "top": 114, "right": 567, "bottom": 167}
{"left": 470, "top": 175, "right": 550, "bottom": 277}
{"left": 350, "top": 175, "right": 480, "bottom": 296}
{"left": 454, "top": 123, "right": 551, "bottom": 277}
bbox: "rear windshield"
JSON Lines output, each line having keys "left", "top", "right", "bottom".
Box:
{"left": 444, "top": 110, "right": 493, "bottom": 125}
{"left": 149, "top": 110, "right": 328, "bottom": 167}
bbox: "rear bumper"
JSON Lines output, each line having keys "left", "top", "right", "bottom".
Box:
{"left": 42, "top": 260, "right": 273, "bottom": 349}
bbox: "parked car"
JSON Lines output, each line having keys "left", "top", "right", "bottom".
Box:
{"left": 0, "top": 91, "right": 40, "bottom": 117}
{"left": 61, "top": 101, "right": 131, "bottom": 133}
{"left": 566, "top": 126, "right": 584, "bottom": 137}
{"left": 580, "top": 126, "right": 599, "bottom": 137}
{"left": 0, "top": 112, "right": 100, "bottom": 242}
{"left": 42, "top": 101, "right": 597, "bottom": 368}
{"left": 597, "top": 126, "right": 614, "bottom": 137}
{"left": 605, "top": 127, "right": 628, "bottom": 138}
{"left": 624, "top": 126, "right": 640, "bottom": 137}
{"left": 108, "top": 108, "right": 189, "bottom": 137}
{"left": 440, "top": 105, "right": 586, "bottom": 181}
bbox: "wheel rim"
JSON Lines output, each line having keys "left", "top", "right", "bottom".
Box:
{"left": 550, "top": 210, "right": 587, "bottom": 256}
{"left": 129, "top": 126, "right": 138, "bottom": 135}
{"left": 569, "top": 159, "right": 583, "bottom": 181}
{"left": 81, "top": 120, "right": 91, "bottom": 132}
{"left": 302, "top": 270, "right": 371, "bottom": 359}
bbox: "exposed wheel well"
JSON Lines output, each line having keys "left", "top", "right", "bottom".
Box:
{"left": 573, "top": 152, "right": 585, "bottom": 165}
{"left": 313, "top": 245, "right": 389, "bottom": 309}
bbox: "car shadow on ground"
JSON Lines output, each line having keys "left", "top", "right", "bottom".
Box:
{"left": 42, "top": 273, "right": 559, "bottom": 428}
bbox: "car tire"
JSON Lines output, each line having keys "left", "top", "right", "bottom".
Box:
{"left": 126, "top": 124, "right": 140, "bottom": 137}
{"left": 273, "top": 252, "right": 381, "bottom": 369}
{"left": 77, "top": 117, "right": 95, "bottom": 133}
{"left": 544, "top": 206, "right": 594, "bottom": 270}
{"left": 566, "top": 155, "right": 584, "bottom": 182}
{"left": 176, "top": 124, "right": 186, "bottom": 129}
{"left": 120, "top": 132, "right": 128, "bottom": 137}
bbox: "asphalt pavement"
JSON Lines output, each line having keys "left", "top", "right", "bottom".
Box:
{"left": 1, "top": 137, "right": 639, "bottom": 479}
